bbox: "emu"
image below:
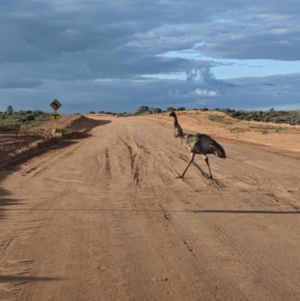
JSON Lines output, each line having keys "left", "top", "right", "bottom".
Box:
{"left": 169, "top": 111, "right": 226, "bottom": 179}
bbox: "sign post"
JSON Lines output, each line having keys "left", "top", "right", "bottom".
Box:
{"left": 50, "top": 99, "right": 62, "bottom": 129}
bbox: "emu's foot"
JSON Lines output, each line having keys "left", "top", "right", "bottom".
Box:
{"left": 176, "top": 175, "right": 184, "bottom": 179}
{"left": 205, "top": 174, "right": 213, "bottom": 179}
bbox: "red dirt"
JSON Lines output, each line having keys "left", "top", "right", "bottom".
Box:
{"left": 1, "top": 112, "right": 300, "bottom": 301}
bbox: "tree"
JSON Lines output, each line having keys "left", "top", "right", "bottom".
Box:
{"left": 6, "top": 105, "right": 13, "bottom": 115}
{"left": 165, "top": 106, "right": 176, "bottom": 112}
{"left": 151, "top": 107, "right": 162, "bottom": 114}
{"left": 135, "top": 105, "right": 150, "bottom": 115}
{"left": 177, "top": 107, "right": 186, "bottom": 111}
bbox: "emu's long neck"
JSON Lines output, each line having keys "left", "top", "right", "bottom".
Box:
{"left": 172, "top": 115, "right": 184, "bottom": 137}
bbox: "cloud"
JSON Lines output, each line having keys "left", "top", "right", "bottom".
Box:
{"left": 0, "top": 0, "right": 300, "bottom": 113}
{"left": 195, "top": 89, "right": 218, "bottom": 97}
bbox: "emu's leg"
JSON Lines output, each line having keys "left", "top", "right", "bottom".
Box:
{"left": 177, "top": 152, "right": 195, "bottom": 178}
{"left": 203, "top": 155, "right": 213, "bottom": 179}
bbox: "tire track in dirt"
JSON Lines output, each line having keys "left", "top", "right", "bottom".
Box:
{"left": 125, "top": 117, "right": 300, "bottom": 300}
{"left": 148, "top": 173, "right": 300, "bottom": 300}
{"left": 2, "top": 116, "right": 300, "bottom": 301}
{"left": 113, "top": 120, "right": 249, "bottom": 299}
{"left": 117, "top": 133, "right": 146, "bottom": 186}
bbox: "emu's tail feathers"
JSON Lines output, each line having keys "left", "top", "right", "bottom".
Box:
{"left": 211, "top": 142, "right": 226, "bottom": 158}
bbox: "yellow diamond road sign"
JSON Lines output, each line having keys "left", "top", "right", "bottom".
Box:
{"left": 50, "top": 99, "right": 62, "bottom": 111}
{"left": 50, "top": 112, "right": 61, "bottom": 122}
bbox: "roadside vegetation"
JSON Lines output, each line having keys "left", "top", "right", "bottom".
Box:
{"left": 1, "top": 104, "right": 299, "bottom": 132}
{"left": 206, "top": 109, "right": 300, "bottom": 134}
{"left": 207, "top": 114, "right": 232, "bottom": 125}
{"left": 0, "top": 106, "right": 50, "bottom": 131}
{"left": 132, "top": 106, "right": 300, "bottom": 126}
{"left": 221, "top": 108, "right": 300, "bottom": 125}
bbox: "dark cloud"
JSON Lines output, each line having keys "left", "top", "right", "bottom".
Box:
{"left": 0, "top": 1, "right": 300, "bottom": 112}
{"left": 0, "top": 78, "right": 42, "bottom": 89}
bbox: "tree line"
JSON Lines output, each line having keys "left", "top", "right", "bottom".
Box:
{"left": 220, "top": 108, "right": 300, "bottom": 125}
{"left": 134, "top": 105, "right": 186, "bottom": 115}
{"left": 2, "top": 105, "right": 300, "bottom": 126}
{"left": 90, "top": 106, "right": 186, "bottom": 116}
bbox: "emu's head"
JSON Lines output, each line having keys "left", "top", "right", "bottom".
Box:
{"left": 169, "top": 111, "right": 176, "bottom": 118}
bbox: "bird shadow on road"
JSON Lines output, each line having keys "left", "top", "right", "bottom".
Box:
{"left": 189, "top": 161, "right": 226, "bottom": 189}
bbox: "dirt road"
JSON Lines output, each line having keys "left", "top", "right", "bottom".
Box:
{"left": 1, "top": 116, "right": 300, "bottom": 301}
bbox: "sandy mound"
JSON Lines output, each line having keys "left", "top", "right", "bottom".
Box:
{"left": 0, "top": 115, "right": 105, "bottom": 167}
{"left": 144, "top": 110, "right": 300, "bottom": 152}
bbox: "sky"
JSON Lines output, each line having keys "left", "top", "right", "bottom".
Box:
{"left": 0, "top": 0, "right": 300, "bottom": 114}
